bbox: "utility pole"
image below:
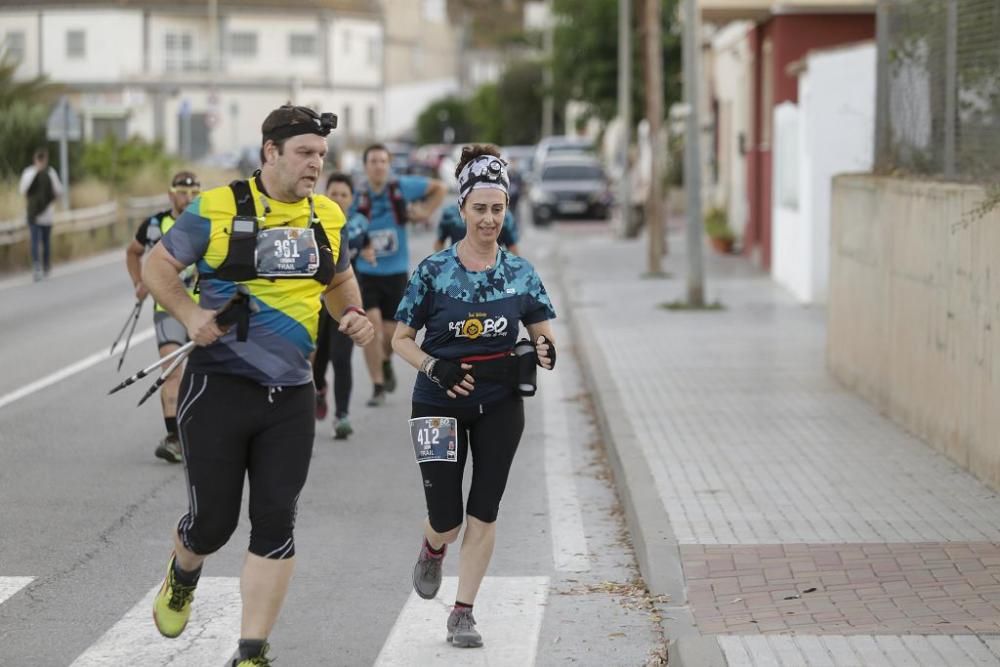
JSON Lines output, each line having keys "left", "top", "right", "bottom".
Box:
{"left": 542, "top": 0, "right": 555, "bottom": 137}
{"left": 683, "top": 0, "right": 705, "bottom": 304}
{"left": 617, "top": 0, "right": 632, "bottom": 236}
{"left": 645, "top": 0, "right": 665, "bottom": 273}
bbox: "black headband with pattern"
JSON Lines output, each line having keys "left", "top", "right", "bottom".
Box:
{"left": 457, "top": 155, "right": 509, "bottom": 208}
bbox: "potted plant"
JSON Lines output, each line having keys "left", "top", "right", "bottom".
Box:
{"left": 704, "top": 207, "right": 735, "bottom": 254}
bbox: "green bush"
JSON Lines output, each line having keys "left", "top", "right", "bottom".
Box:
{"left": 79, "top": 135, "right": 173, "bottom": 190}
{"left": 704, "top": 206, "right": 734, "bottom": 241}
{"left": 416, "top": 97, "right": 474, "bottom": 146}
{"left": 0, "top": 101, "right": 47, "bottom": 179}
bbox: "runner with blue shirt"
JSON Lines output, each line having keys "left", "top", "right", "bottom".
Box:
{"left": 351, "top": 144, "right": 446, "bottom": 407}
{"left": 432, "top": 202, "right": 519, "bottom": 255}
{"left": 313, "top": 172, "right": 376, "bottom": 438}
{"left": 391, "top": 144, "right": 556, "bottom": 649}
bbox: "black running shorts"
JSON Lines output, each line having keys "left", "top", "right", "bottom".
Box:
{"left": 358, "top": 272, "right": 408, "bottom": 319}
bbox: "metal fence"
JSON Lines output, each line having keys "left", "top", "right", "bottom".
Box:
{"left": 875, "top": 0, "right": 1000, "bottom": 181}
{"left": 0, "top": 195, "right": 168, "bottom": 246}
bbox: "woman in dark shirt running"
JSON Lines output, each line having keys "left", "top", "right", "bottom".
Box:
{"left": 392, "top": 144, "right": 556, "bottom": 648}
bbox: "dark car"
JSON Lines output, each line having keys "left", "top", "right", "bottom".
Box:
{"left": 528, "top": 156, "right": 613, "bottom": 225}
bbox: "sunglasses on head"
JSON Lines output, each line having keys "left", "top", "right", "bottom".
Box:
{"left": 170, "top": 186, "right": 201, "bottom": 196}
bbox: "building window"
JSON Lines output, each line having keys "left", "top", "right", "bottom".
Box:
{"left": 289, "top": 33, "right": 317, "bottom": 57}
{"left": 367, "top": 36, "right": 379, "bottom": 66}
{"left": 367, "top": 105, "right": 376, "bottom": 135}
{"left": 229, "top": 31, "right": 257, "bottom": 58}
{"left": 165, "top": 32, "right": 196, "bottom": 72}
{"left": 342, "top": 106, "right": 352, "bottom": 134}
{"left": 342, "top": 29, "right": 351, "bottom": 54}
{"left": 422, "top": 0, "right": 446, "bottom": 22}
{"left": 4, "top": 30, "right": 25, "bottom": 62}
{"left": 66, "top": 30, "right": 86, "bottom": 59}
{"left": 92, "top": 117, "right": 128, "bottom": 143}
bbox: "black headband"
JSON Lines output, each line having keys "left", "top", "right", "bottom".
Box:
{"left": 263, "top": 107, "right": 338, "bottom": 143}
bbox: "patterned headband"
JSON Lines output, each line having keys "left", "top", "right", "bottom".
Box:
{"left": 457, "top": 155, "right": 509, "bottom": 208}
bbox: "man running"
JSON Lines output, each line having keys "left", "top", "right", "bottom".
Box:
{"left": 351, "top": 144, "right": 446, "bottom": 406}
{"left": 125, "top": 171, "right": 200, "bottom": 463}
{"left": 141, "top": 105, "right": 374, "bottom": 667}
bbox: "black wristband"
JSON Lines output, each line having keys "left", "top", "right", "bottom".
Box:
{"left": 537, "top": 335, "right": 556, "bottom": 369}
{"left": 429, "top": 358, "right": 468, "bottom": 390}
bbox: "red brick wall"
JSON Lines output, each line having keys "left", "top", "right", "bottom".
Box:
{"left": 744, "top": 13, "right": 874, "bottom": 270}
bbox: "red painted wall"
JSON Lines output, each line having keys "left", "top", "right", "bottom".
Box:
{"left": 744, "top": 13, "right": 875, "bottom": 270}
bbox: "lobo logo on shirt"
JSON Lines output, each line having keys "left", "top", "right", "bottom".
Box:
{"left": 448, "top": 313, "right": 508, "bottom": 340}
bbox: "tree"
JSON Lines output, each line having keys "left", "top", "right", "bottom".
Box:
{"left": 415, "top": 97, "right": 475, "bottom": 145}
{"left": 551, "top": 0, "right": 681, "bottom": 126}
{"left": 467, "top": 83, "right": 503, "bottom": 144}
{"left": 0, "top": 52, "right": 60, "bottom": 178}
{"left": 496, "top": 60, "right": 547, "bottom": 145}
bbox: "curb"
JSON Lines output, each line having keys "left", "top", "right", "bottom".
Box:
{"left": 552, "top": 245, "right": 726, "bottom": 666}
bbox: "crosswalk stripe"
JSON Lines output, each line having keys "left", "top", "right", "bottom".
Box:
{"left": 540, "top": 368, "right": 591, "bottom": 572}
{"left": 374, "top": 576, "right": 549, "bottom": 666}
{"left": 70, "top": 577, "right": 241, "bottom": 667}
{"left": 0, "top": 577, "right": 34, "bottom": 605}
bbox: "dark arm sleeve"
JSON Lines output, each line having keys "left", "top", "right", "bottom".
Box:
{"left": 134, "top": 218, "right": 151, "bottom": 246}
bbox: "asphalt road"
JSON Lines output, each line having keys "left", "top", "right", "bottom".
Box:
{"left": 0, "top": 217, "right": 662, "bottom": 666}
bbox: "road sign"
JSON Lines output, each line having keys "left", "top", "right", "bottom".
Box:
{"left": 46, "top": 97, "right": 82, "bottom": 142}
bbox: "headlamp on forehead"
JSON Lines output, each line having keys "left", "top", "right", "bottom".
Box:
{"left": 264, "top": 105, "right": 338, "bottom": 143}
{"left": 171, "top": 175, "right": 200, "bottom": 188}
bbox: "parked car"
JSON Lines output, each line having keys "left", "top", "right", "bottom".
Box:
{"left": 409, "top": 143, "right": 453, "bottom": 178}
{"left": 529, "top": 156, "right": 613, "bottom": 225}
{"left": 531, "top": 136, "right": 595, "bottom": 181}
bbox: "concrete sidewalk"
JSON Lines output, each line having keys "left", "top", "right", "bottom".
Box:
{"left": 554, "top": 226, "right": 1000, "bottom": 666}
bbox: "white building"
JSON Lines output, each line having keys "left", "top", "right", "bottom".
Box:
{"left": 0, "top": 0, "right": 384, "bottom": 160}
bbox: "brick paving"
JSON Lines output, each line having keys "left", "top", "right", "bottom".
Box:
{"left": 683, "top": 543, "right": 1000, "bottom": 635}
{"left": 556, "top": 226, "right": 1000, "bottom": 665}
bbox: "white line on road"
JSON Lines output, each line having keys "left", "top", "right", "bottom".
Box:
{"left": 541, "top": 368, "right": 591, "bottom": 572}
{"left": 70, "top": 577, "right": 241, "bottom": 667}
{"left": 374, "top": 576, "right": 549, "bottom": 667}
{"left": 0, "top": 328, "right": 155, "bottom": 411}
{"left": 0, "top": 577, "right": 34, "bottom": 605}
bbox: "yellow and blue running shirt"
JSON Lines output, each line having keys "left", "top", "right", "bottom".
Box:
{"left": 395, "top": 244, "right": 556, "bottom": 407}
{"left": 162, "top": 177, "right": 350, "bottom": 386}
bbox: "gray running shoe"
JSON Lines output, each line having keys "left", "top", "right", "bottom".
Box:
{"left": 383, "top": 360, "right": 397, "bottom": 393}
{"left": 333, "top": 416, "right": 353, "bottom": 440}
{"left": 412, "top": 542, "right": 445, "bottom": 600}
{"left": 155, "top": 434, "right": 183, "bottom": 463}
{"left": 366, "top": 389, "right": 386, "bottom": 407}
{"left": 447, "top": 607, "right": 483, "bottom": 648}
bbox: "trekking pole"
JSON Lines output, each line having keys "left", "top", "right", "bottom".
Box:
{"left": 136, "top": 344, "right": 191, "bottom": 407}
{"left": 110, "top": 284, "right": 258, "bottom": 403}
{"left": 109, "top": 300, "right": 142, "bottom": 357}
{"left": 115, "top": 300, "right": 145, "bottom": 372}
{"left": 107, "top": 341, "right": 194, "bottom": 396}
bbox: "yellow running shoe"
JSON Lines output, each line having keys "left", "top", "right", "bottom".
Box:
{"left": 152, "top": 554, "right": 197, "bottom": 638}
{"left": 231, "top": 643, "right": 273, "bottom": 666}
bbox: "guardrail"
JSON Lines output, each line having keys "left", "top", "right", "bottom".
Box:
{"left": 0, "top": 194, "right": 169, "bottom": 247}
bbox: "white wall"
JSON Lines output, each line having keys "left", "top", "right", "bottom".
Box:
{"left": 771, "top": 42, "right": 875, "bottom": 304}
{"left": 41, "top": 10, "right": 144, "bottom": 81}
{"left": 330, "top": 17, "right": 382, "bottom": 88}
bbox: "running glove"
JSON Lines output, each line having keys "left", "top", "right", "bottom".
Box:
{"left": 536, "top": 335, "right": 556, "bottom": 370}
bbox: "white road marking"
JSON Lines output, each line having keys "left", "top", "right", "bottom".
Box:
{"left": 0, "top": 328, "right": 155, "bottom": 411}
{"left": 0, "top": 577, "right": 34, "bottom": 605}
{"left": 540, "top": 368, "right": 591, "bottom": 572}
{"left": 70, "top": 577, "right": 241, "bottom": 667}
{"left": 374, "top": 576, "right": 549, "bottom": 666}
